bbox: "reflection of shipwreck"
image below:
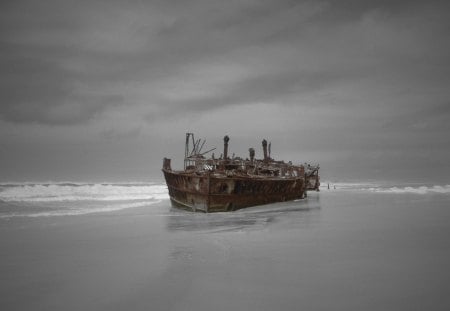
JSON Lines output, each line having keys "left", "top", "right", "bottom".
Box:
{"left": 162, "top": 133, "right": 320, "bottom": 213}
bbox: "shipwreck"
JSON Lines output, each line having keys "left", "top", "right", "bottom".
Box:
{"left": 162, "top": 133, "right": 320, "bottom": 213}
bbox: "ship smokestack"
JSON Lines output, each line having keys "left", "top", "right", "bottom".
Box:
{"left": 163, "top": 158, "right": 172, "bottom": 170}
{"left": 223, "top": 135, "right": 230, "bottom": 159}
{"left": 262, "top": 139, "right": 268, "bottom": 161}
{"left": 249, "top": 148, "right": 255, "bottom": 163}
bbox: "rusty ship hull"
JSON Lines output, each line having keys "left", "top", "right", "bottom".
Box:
{"left": 162, "top": 133, "right": 319, "bottom": 213}
{"left": 163, "top": 169, "right": 306, "bottom": 212}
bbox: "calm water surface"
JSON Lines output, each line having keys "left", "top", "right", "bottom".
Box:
{"left": 159, "top": 190, "right": 450, "bottom": 311}
{"left": 1, "top": 183, "right": 449, "bottom": 310}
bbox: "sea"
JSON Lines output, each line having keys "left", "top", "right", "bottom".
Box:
{"left": 1, "top": 180, "right": 449, "bottom": 218}
{"left": 1, "top": 180, "right": 450, "bottom": 310}
{"left": 0, "top": 182, "right": 169, "bottom": 218}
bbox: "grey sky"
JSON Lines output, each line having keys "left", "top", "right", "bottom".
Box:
{"left": 1, "top": 0, "right": 449, "bottom": 182}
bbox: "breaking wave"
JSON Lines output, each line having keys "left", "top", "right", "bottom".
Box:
{"left": 0, "top": 182, "right": 169, "bottom": 218}
{"left": 323, "top": 182, "right": 450, "bottom": 195}
{"left": 366, "top": 184, "right": 450, "bottom": 194}
{"left": 0, "top": 182, "right": 168, "bottom": 202}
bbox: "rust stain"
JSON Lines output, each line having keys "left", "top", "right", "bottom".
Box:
{"left": 162, "top": 133, "right": 320, "bottom": 212}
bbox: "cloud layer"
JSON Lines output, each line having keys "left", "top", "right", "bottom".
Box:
{"left": 1, "top": 0, "right": 449, "bottom": 181}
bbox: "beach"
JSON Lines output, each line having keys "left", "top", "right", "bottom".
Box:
{"left": 2, "top": 0, "right": 450, "bottom": 309}
{"left": 1, "top": 183, "right": 450, "bottom": 310}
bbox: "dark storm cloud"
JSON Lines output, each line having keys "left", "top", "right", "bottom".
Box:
{"left": 1, "top": 0, "right": 327, "bottom": 124}
{"left": 154, "top": 69, "right": 345, "bottom": 119}
{"left": 0, "top": 53, "right": 124, "bottom": 124}
{"left": 0, "top": 0, "right": 131, "bottom": 124}
{"left": 2, "top": 0, "right": 449, "bottom": 125}
{"left": 150, "top": 0, "right": 449, "bottom": 112}
{"left": 1, "top": 0, "right": 450, "bottom": 181}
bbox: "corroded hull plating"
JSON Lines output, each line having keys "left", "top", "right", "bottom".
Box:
{"left": 162, "top": 133, "right": 319, "bottom": 213}
{"left": 162, "top": 169, "right": 306, "bottom": 213}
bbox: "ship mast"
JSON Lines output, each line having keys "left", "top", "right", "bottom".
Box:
{"left": 184, "top": 133, "right": 193, "bottom": 170}
{"left": 184, "top": 133, "right": 215, "bottom": 170}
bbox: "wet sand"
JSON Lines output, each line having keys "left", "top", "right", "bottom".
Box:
{"left": 1, "top": 191, "right": 450, "bottom": 310}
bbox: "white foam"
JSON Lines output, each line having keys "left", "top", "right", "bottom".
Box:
{"left": 0, "top": 200, "right": 162, "bottom": 218}
{"left": 369, "top": 185, "right": 450, "bottom": 194}
{"left": 320, "top": 182, "right": 450, "bottom": 194}
{"left": 0, "top": 183, "right": 169, "bottom": 202}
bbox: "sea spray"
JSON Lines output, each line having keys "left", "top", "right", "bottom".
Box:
{"left": 320, "top": 182, "right": 450, "bottom": 194}
{"left": 0, "top": 182, "right": 169, "bottom": 218}
{"left": 0, "top": 182, "right": 168, "bottom": 202}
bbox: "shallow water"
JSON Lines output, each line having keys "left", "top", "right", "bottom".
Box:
{"left": 1, "top": 182, "right": 450, "bottom": 310}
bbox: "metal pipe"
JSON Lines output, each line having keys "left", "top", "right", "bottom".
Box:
{"left": 262, "top": 139, "right": 268, "bottom": 161}
{"left": 249, "top": 148, "right": 255, "bottom": 163}
{"left": 223, "top": 135, "right": 230, "bottom": 159}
